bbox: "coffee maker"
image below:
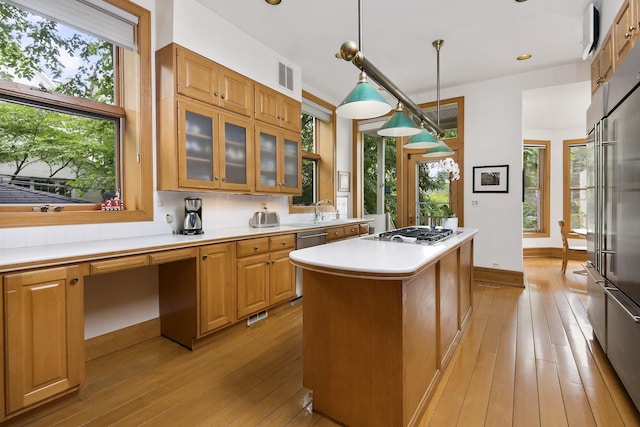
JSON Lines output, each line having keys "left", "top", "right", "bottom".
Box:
{"left": 182, "top": 196, "right": 203, "bottom": 235}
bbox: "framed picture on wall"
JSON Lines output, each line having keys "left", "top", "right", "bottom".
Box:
{"left": 472, "top": 165, "right": 509, "bottom": 193}
{"left": 338, "top": 171, "right": 350, "bottom": 192}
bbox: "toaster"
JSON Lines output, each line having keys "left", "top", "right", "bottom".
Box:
{"left": 249, "top": 210, "right": 280, "bottom": 228}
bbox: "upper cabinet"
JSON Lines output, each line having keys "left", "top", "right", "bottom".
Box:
{"left": 176, "top": 45, "right": 253, "bottom": 117}
{"left": 156, "top": 43, "right": 302, "bottom": 195}
{"left": 591, "top": 29, "right": 614, "bottom": 94}
{"left": 613, "top": 0, "right": 638, "bottom": 65}
{"left": 591, "top": 0, "right": 640, "bottom": 94}
{"left": 255, "top": 124, "right": 301, "bottom": 194}
{"left": 255, "top": 83, "right": 301, "bottom": 132}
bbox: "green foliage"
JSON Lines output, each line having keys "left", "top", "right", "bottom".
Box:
{"left": 363, "top": 133, "right": 397, "bottom": 223}
{"left": 0, "top": 2, "right": 116, "bottom": 200}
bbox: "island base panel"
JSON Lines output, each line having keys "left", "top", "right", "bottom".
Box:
{"left": 302, "top": 265, "right": 438, "bottom": 427}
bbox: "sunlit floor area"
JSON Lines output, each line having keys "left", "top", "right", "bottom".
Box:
{"left": 5, "top": 258, "right": 640, "bottom": 426}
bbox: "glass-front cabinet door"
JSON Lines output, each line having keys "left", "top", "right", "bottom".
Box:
{"left": 281, "top": 133, "right": 301, "bottom": 194}
{"left": 255, "top": 124, "right": 301, "bottom": 194}
{"left": 178, "top": 100, "right": 217, "bottom": 188}
{"left": 219, "top": 113, "right": 253, "bottom": 192}
{"left": 256, "top": 127, "right": 279, "bottom": 192}
{"left": 178, "top": 100, "right": 253, "bottom": 191}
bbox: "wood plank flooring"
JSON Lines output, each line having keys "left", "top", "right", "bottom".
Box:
{"left": 5, "top": 257, "right": 640, "bottom": 426}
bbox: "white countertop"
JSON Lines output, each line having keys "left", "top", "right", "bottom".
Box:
{"left": 289, "top": 227, "right": 477, "bottom": 278}
{"left": 0, "top": 219, "right": 368, "bottom": 271}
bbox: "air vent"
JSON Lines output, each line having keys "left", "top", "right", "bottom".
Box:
{"left": 246, "top": 310, "right": 268, "bottom": 326}
{"left": 278, "top": 62, "right": 293, "bottom": 91}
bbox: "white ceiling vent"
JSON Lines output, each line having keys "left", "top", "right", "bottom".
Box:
{"left": 278, "top": 62, "right": 293, "bottom": 91}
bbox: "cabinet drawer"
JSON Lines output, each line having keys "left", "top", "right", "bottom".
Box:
{"left": 269, "top": 234, "right": 295, "bottom": 251}
{"left": 359, "top": 223, "right": 370, "bottom": 235}
{"left": 326, "top": 226, "right": 345, "bottom": 242}
{"left": 149, "top": 248, "right": 198, "bottom": 264}
{"left": 90, "top": 255, "right": 149, "bottom": 275}
{"left": 237, "top": 238, "right": 269, "bottom": 257}
{"left": 344, "top": 225, "right": 360, "bottom": 238}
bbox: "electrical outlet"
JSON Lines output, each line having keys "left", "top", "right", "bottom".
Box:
{"left": 492, "top": 262, "right": 500, "bottom": 267}
{"left": 471, "top": 200, "right": 479, "bottom": 207}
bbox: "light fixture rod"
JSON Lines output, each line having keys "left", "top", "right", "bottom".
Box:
{"left": 358, "top": 0, "right": 363, "bottom": 52}
{"left": 338, "top": 44, "right": 445, "bottom": 138}
{"left": 434, "top": 39, "right": 443, "bottom": 127}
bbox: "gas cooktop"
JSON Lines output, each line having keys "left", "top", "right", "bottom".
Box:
{"left": 374, "top": 226, "right": 454, "bottom": 244}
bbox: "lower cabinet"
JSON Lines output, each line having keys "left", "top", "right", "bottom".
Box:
{"left": 326, "top": 224, "right": 361, "bottom": 243}
{"left": 3, "top": 265, "right": 85, "bottom": 415}
{"left": 200, "top": 243, "right": 236, "bottom": 335}
{"left": 236, "top": 234, "right": 295, "bottom": 318}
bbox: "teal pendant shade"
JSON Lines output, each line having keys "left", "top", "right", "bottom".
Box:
{"left": 403, "top": 124, "right": 438, "bottom": 148}
{"left": 377, "top": 104, "right": 420, "bottom": 137}
{"left": 336, "top": 73, "right": 391, "bottom": 119}
{"left": 422, "top": 141, "right": 454, "bottom": 157}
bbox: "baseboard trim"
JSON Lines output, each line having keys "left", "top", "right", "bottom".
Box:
{"left": 523, "top": 247, "right": 587, "bottom": 260}
{"left": 474, "top": 266, "right": 525, "bottom": 288}
{"left": 85, "top": 318, "right": 161, "bottom": 361}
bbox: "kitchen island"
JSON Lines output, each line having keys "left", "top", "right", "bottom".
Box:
{"left": 289, "top": 228, "right": 477, "bottom": 427}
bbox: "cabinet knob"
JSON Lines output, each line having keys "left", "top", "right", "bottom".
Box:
{"left": 70, "top": 276, "right": 79, "bottom": 285}
{"left": 214, "top": 176, "right": 219, "bottom": 181}
{"left": 214, "top": 91, "right": 219, "bottom": 97}
{"left": 221, "top": 94, "right": 226, "bottom": 99}
{"left": 221, "top": 177, "right": 226, "bottom": 182}
{"left": 271, "top": 260, "right": 276, "bottom": 264}
{"left": 202, "top": 254, "right": 208, "bottom": 260}
{"left": 282, "top": 242, "right": 287, "bottom": 246}
{"left": 254, "top": 246, "right": 259, "bottom": 251}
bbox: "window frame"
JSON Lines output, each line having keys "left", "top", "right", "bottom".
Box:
{"left": 0, "top": 0, "right": 152, "bottom": 228}
{"left": 289, "top": 90, "right": 335, "bottom": 214}
{"left": 522, "top": 139, "right": 550, "bottom": 237}
{"left": 563, "top": 138, "right": 587, "bottom": 239}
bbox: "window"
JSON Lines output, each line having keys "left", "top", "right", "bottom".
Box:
{"left": 0, "top": 0, "right": 152, "bottom": 226}
{"left": 362, "top": 132, "right": 397, "bottom": 225}
{"left": 290, "top": 92, "right": 334, "bottom": 212}
{"left": 523, "top": 140, "right": 550, "bottom": 236}
{"left": 563, "top": 139, "right": 587, "bottom": 236}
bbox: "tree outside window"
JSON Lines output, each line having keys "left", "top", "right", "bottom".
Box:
{"left": 523, "top": 140, "right": 550, "bottom": 236}
{"left": 564, "top": 140, "right": 588, "bottom": 232}
{"left": 363, "top": 133, "right": 397, "bottom": 225}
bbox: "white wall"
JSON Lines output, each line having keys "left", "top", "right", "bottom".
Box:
{"left": 404, "top": 62, "right": 590, "bottom": 273}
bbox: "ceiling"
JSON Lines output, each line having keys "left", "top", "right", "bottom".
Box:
{"left": 194, "top": 0, "right": 593, "bottom": 112}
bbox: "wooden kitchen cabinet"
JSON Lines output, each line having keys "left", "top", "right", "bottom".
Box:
{"left": 173, "top": 44, "right": 253, "bottom": 116}
{"left": 255, "top": 83, "right": 301, "bottom": 132}
{"left": 613, "top": 0, "right": 637, "bottom": 66}
{"left": 3, "top": 266, "right": 85, "bottom": 415}
{"left": 200, "top": 243, "right": 236, "bottom": 335}
{"left": 157, "top": 98, "right": 254, "bottom": 192}
{"left": 591, "top": 29, "right": 614, "bottom": 94}
{"left": 255, "top": 124, "right": 301, "bottom": 194}
{"left": 326, "top": 224, "right": 361, "bottom": 242}
{"left": 236, "top": 235, "right": 295, "bottom": 318}
{"left": 157, "top": 43, "right": 255, "bottom": 193}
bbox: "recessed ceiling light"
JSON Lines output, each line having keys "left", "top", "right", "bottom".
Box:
{"left": 265, "top": 0, "right": 281, "bottom": 4}
{"left": 517, "top": 54, "right": 532, "bottom": 61}
{"left": 515, "top": 0, "right": 528, "bottom": 2}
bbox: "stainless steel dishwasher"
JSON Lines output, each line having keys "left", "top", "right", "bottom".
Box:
{"left": 293, "top": 229, "right": 327, "bottom": 301}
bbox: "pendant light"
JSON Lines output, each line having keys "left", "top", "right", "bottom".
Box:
{"left": 377, "top": 103, "right": 421, "bottom": 137}
{"left": 335, "top": 0, "right": 392, "bottom": 119}
{"left": 423, "top": 39, "right": 454, "bottom": 157}
{"left": 403, "top": 122, "right": 438, "bottom": 148}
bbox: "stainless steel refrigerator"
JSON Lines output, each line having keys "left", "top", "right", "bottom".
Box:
{"left": 586, "top": 43, "right": 640, "bottom": 412}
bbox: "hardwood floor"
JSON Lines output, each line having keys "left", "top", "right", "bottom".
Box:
{"left": 5, "top": 258, "right": 640, "bottom": 426}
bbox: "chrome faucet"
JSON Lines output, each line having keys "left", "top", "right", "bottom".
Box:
{"left": 314, "top": 199, "right": 332, "bottom": 221}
